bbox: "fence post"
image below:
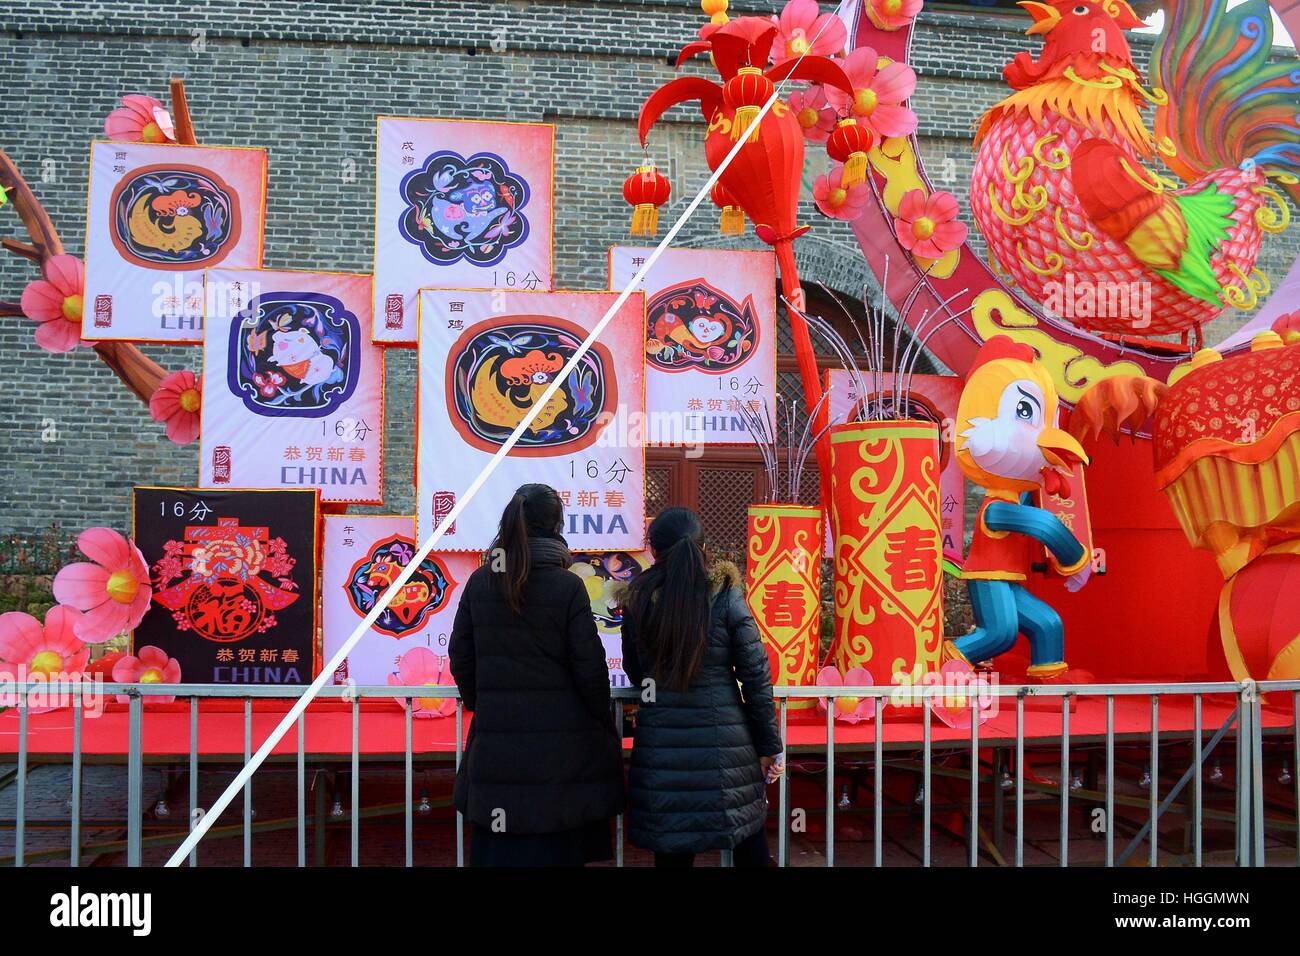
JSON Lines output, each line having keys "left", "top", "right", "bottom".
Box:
{"left": 127, "top": 690, "right": 143, "bottom": 867}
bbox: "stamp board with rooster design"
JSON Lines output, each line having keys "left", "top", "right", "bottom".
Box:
{"left": 83, "top": 142, "right": 267, "bottom": 344}
{"left": 416, "top": 288, "right": 646, "bottom": 552}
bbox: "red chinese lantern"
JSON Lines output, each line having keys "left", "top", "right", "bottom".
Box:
{"left": 723, "top": 65, "right": 775, "bottom": 143}
{"left": 711, "top": 181, "right": 745, "bottom": 235}
{"left": 827, "top": 117, "right": 874, "bottom": 188}
{"left": 622, "top": 164, "right": 671, "bottom": 236}
{"left": 635, "top": 14, "right": 855, "bottom": 508}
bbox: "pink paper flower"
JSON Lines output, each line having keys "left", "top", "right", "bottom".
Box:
{"left": 52, "top": 528, "right": 152, "bottom": 644}
{"left": 112, "top": 646, "right": 182, "bottom": 704}
{"left": 928, "top": 661, "right": 995, "bottom": 730}
{"left": 825, "top": 47, "right": 918, "bottom": 141}
{"left": 149, "top": 370, "right": 202, "bottom": 445}
{"left": 20, "top": 254, "right": 88, "bottom": 354}
{"left": 895, "top": 188, "right": 968, "bottom": 259}
{"left": 787, "top": 85, "right": 836, "bottom": 143}
{"left": 866, "top": 0, "right": 923, "bottom": 32}
{"left": 0, "top": 607, "right": 89, "bottom": 713}
{"left": 1273, "top": 311, "right": 1300, "bottom": 346}
{"left": 816, "top": 665, "right": 877, "bottom": 723}
{"left": 813, "top": 164, "right": 870, "bottom": 221}
{"left": 772, "top": 0, "right": 848, "bottom": 61}
{"left": 104, "top": 94, "right": 176, "bottom": 144}
{"left": 388, "top": 646, "right": 457, "bottom": 718}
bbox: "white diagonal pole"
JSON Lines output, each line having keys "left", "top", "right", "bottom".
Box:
{"left": 166, "top": 22, "right": 836, "bottom": 868}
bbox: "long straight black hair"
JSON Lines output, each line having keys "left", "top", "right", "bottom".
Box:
{"left": 487, "top": 483, "right": 564, "bottom": 615}
{"left": 622, "top": 507, "right": 711, "bottom": 693}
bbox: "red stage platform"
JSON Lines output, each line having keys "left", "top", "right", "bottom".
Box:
{"left": 0, "top": 693, "right": 1290, "bottom": 760}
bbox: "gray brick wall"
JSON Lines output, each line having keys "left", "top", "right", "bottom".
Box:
{"left": 0, "top": 1, "right": 1294, "bottom": 546}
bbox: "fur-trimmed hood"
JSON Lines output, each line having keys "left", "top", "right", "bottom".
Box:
{"left": 708, "top": 560, "right": 742, "bottom": 596}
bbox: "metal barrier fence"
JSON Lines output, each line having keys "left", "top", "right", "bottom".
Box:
{"left": 3, "top": 679, "right": 1296, "bottom": 867}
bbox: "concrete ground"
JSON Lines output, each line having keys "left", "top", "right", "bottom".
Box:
{"left": 2, "top": 746, "right": 1293, "bottom": 867}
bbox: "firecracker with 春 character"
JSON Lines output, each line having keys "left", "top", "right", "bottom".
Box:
{"left": 746, "top": 504, "right": 823, "bottom": 709}
{"left": 828, "top": 419, "right": 944, "bottom": 689}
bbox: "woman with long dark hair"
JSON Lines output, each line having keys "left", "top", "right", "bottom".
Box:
{"left": 449, "top": 483, "right": 624, "bottom": 866}
{"left": 620, "top": 506, "right": 783, "bottom": 867}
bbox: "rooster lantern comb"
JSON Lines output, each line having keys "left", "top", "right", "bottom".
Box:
{"left": 1005, "top": 0, "right": 1146, "bottom": 89}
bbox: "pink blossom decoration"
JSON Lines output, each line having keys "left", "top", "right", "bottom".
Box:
{"left": 1272, "top": 311, "right": 1300, "bottom": 346}
{"left": 787, "top": 85, "right": 836, "bottom": 143}
{"left": 813, "top": 164, "right": 870, "bottom": 221}
{"left": 388, "top": 646, "right": 457, "bottom": 718}
{"left": 825, "top": 47, "right": 919, "bottom": 142}
{"left": 928, "top": 661, "right": 995, "bottom": 730}
{"left": 112, "top": 646, "right": 182, "bottom": 705}
{"left": 866, "top": 0, "right": 923, "bottom": 32}
{"left": 895, "top": 188, "right": 968, "bottom": 260}
{"left": 104, "top": 94, "right": 176, "bottom": 144}
{"left": 0, "top": 607, "right": 89, "bottom": 713}
{"left": 816, "top": 665, "right": 876, "bottom": 723}
{"left": 52, "top": 528, "right": 153, "bottom": 644}
{"left": 149, "top": 370, "right": 203, "bottom": 445}
{"left": 20, "top": 254, "right": 89, "bottom": 354}
{"left": 772, "top": 0, "right": 848, "bottom": 61}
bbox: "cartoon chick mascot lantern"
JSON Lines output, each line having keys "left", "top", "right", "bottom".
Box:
{"left": 943, "top": 336, "right": 1093, "bottom": 681}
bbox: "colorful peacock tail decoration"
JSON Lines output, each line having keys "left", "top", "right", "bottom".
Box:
{"left": 1153, "top": 0, "right": 1300, "bottom": 207}
{"left": 970, "top": 0, "right": 1296, "bottom": 346}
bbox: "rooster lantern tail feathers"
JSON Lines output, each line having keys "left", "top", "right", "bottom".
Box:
{"left": 1153, "top": 0, "right": 1300, "bottom": 205}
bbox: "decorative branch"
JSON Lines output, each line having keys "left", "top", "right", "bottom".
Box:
{"left": 169, "top": 76, "right": 197, "bottom": 146}
{"left": 1, "top": 238, "right": 40, "bottom": 262}
{"left": 0, "top": 80, "right": 211, "bottom": 407}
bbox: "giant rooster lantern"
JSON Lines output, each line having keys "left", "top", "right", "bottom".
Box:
{"left": 632, "top": 3, "right": 859, "bottom": 496}
{"left": 971, "top": 0, "right": 1296, "bottom": 346}
{"left": 1072, "top": 319, "right": 1300, "bottom": 682}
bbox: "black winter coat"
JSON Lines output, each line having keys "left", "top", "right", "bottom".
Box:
{"left": 448, "top": 548, "right": 625, "bottom": 835}
{"left": 621, "top": 561, "right": 782, "bottom": 854}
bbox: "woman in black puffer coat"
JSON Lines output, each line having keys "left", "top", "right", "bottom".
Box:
{"left": 449, "top": 483, "right": 625, "bottom": 866}
{"left": 620, "top": 507, "right": 783, "bottom": 866}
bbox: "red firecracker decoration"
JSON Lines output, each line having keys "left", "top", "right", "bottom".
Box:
{"left": 623, "top": 164, "right": 671, "bottom": 236}
{"left": 711, "top": 181, "right": 745, "bottom": 235}
{"left": 723, "top": 66, "right": 775, "bottom": 143}
{"left": 826, "top": 117, "right": 873, "bottom": 188}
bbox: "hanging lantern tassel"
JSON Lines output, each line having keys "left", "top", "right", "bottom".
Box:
{"left": 723, "top": 66, "right": 775, "bottom": 144}
{"left": 711, "top": 181, "right": 746, "bottom": 235}
{"left": 623, "top": 164, "right": 671, "bottom": 236}
{"left": 827, "top": 118, "right": 874, "bottom": 188}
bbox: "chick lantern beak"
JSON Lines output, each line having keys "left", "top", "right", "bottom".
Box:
{"left": 1037, "top": 426, "right": 1089, "bottom": 470}
{"left": 1018, "top": 0, "right": 1062, "bottom": 35}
